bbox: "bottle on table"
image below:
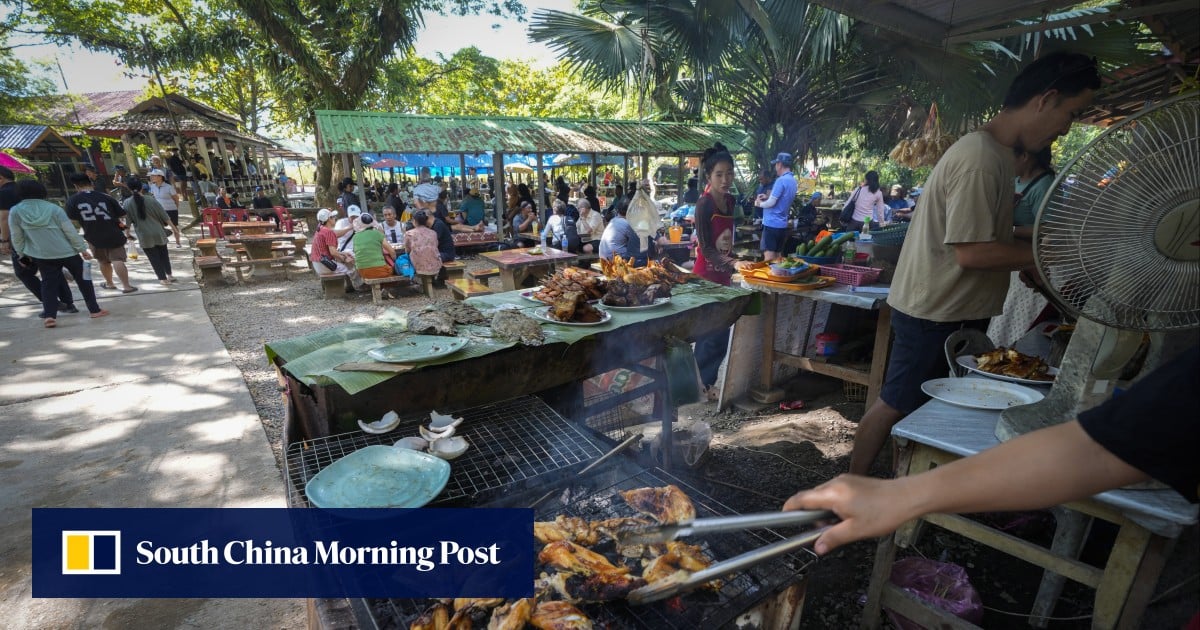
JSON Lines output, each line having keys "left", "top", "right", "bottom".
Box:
{"left": 843, "top": 241, "right": 856, "bottom": 264}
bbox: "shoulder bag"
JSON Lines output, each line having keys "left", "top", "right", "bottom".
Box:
{"left": 839, "top": 186, "right": 863, "bottom": 224}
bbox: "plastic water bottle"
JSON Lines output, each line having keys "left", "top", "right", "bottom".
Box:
{"left": 843, "top": 241, "right": 856, "bottom": 264}
{"left": 82, "top": 259, "right": 93, "bottom": 282}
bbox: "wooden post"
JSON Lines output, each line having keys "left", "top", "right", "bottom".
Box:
{"left": 148, "top": 132, "right": 161, "bottom": 165}
{"left": 678, "top": 155, "right": 685, "bottom": 198}
{"left": 535, "top": 152, "right": 545, "bottom": 215}
{"left": 492, "top": 151, "right": 505, "bottom": 226}
{"left": 356, "top": 156, "right": 368, "bottom": 211}
{"left": 590, "top": 153, "right": 598, "bottom": 187}
{"left": 120, "top": 134, "right": 139, "bottom": 174}
{"left": 459, "top": 153, "right": 467, "bottom": 199}
{"left": 215, "top": 135, "right": 232, "bottom": 186}
{"left": 622, "top": 155, "right": 629, "bottom": 192}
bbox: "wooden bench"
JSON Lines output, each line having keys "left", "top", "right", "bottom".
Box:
{"left": 193, "top": 255, "right": 224, "bottom": 284}
{"left": 229, "top": 247, "right": 295, "bottom": 283}
{"left": 442, "top": 260, "right": 467, "bottom": 280}
{"left": 468, "top": 267, "right": 500, "bottom": 281}
{"left": 361, "top": 275, "right": 410, "bottom": 305}
{"left": 197, "top": 238, "right": 219, "bottom": 257}
{"left": 313, "top": 268, "right": 349, "bottom": 299}
{"left": 447, "top": 278, "right": 493, "bottom": 301}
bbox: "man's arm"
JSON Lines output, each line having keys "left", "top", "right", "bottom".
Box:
{"left": 783, "top": 421, "right": 1148, "bottom": 554}
{"left": 954, "top": 240, "right": 1035, "bottom": 271}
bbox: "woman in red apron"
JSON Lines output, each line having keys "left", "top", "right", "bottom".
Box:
{"left": 693, "top": 143, "right": 753, "bottom": 400}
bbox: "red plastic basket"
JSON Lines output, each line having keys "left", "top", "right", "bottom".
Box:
{"left": 823, "top": 263, "right": 882, "bottom": 287}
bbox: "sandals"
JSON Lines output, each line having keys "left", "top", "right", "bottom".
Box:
{"left": 100, "top": 283, "right": 118, "bottom": 290}
{"left": 90, "top": 310, "right": 110, "bottom": 319}
{"left": 43, "top": 318, "right": 56, "bottom": 328}
{"left": 122, "top": 287, "right": 139, "bottom": 293}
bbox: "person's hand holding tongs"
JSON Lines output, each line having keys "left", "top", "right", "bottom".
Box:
{"left": 616, "top": 509, "right": 836, "bottom": 604}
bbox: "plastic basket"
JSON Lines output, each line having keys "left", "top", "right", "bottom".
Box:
{"left": 871, "top": 222, "right": 909, "bottom": 247}
{"left": 797, "top": 254, "right": 840, "bottom": 265}
{"left": 823, "top": 263, "right": 882, "bottom": 287}
{"left": 844, "top": 381, "right": 868, "bottom": 402}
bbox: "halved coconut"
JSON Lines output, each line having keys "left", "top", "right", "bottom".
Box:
{"left": 393, "top": 436, "right": 429, "bottom": 451}
{"left": 429, "top": 410, "right": 464, "bottom": 431}
{"left": 358, "top": 410, "right": 401, "bottom": 435}
{"left": 419, "top": 424, "right": 456, "bottom": 441}
{"left": 428, "top": 436, "right": 469, "bottom": 460}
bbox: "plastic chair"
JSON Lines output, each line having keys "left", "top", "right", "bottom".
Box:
{"left": 944, "top": 329, "right": 996, "bottom": 377}
{"left": 200, "top": 207, "right": 225, "bottom": 239}
{"left": 274, "top": 206, "right": 295, "bottom": 233}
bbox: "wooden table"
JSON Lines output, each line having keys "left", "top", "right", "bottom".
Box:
{"left": 480, "top": 246, "right": 578, "bottom": 291}
{"left": 225, "top": 232, "right": 298, "bottom": 281}
{"left": 739, "top": 280, "right": 892, "bottom": 405}
{"left": 222, "top": 221, "right": 274, "bottom": 236}
{"left": 862, "top": 398, "right": 1197, "bottom": 629}
{"left": 287, "top": 206, "right": 320, "bottom": 233}
{"left": 451, "top": 231, "right": 499, "bottom": 250}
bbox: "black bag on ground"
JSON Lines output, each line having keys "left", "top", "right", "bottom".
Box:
{"left": 839, "top": 186, "right": 863, "bottom": 224}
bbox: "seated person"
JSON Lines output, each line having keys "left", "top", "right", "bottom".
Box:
{"left": 541, "top": 200, "right": 568, "bottom": 248}
{"left": 249, "top": 186, "right": 282, "bottom": 226}
{"left": 452, "top": 185, "right": 486, "bottom": 233}
{"left": 893, "top": 187, "right": 920, "bottom": 222}
{"left": 216, "top": 187, "right": 244, "bottom": 212}
{"left": 403, "top": 209, "right": 443, "bottom": 282}
{"left": 599, "top": 197, "right": 645, "bottom": 265}
{"left": 351, "top": 213, "right": 398, "bottom": 280}
{"left": 883, "top": 184, "right": 912, "bottom": 224}
{"left": 576, "top": 199, "right": 605, "bottom": 254}
{"left": 309, "top": 208, "right": 363, "bottom": 290}
{"left": 380, "top": 206, "right": 405, "bottom": 246}
{"left": 334, "top": 205, "right": 363, "bottom": 252}
{"left": 512, "top": 201, "right": 537, "bottom": 242}
{"left": 675, "top": 177, "right": 699, "bottom": 210}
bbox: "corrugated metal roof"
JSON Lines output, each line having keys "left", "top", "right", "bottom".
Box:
{"left": 86, "top": 113, "right": 277, "bottom": 147}
{"left": 41, "top": 91, "right": 145, "bottom": 134}
{"left": 0, "top": 124, "right": 81, "bottom": 157}
{"left": 315, "top": 111, "right": 750, "bottom": 156}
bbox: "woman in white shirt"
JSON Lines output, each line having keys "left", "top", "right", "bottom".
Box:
{"left": 541, "top": 199, "right": 568, "bottom": 247}
{"left": 577, "top": 199, "right": 605, "bottom": 253}
{"left": 848, "top": 170, "right": 886, "bottom": 231}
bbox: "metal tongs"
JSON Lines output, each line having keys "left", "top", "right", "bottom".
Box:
{"left": 619, "top": 510, "right": 835, "bottom": 605}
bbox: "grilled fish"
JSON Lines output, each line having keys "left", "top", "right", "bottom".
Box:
{"left": 487, "top": 598, "right": 535, "bottom": 630}
{"left": 530, "top": 600, "right": 594, "bottom": 630}
{"left": 620, "top": 485, "right": 696, "bottom": 524}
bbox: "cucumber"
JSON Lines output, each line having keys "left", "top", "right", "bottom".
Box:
{"left": 832, "top": 232, "right": 856, "bottom": 246}
{"left": 796, "top": 242, "right": 809, "bottom": 256}
{"left": 807, "top": 239, "right": 816, "bottom": 249}
{"left": 813, "top": 233, "right": 835, "bottom": 252}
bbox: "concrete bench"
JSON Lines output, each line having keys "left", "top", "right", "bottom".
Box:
{"left": 193, "top": 255, "right": 224, "bottom": 284}
{"left": 361, "top": 275, "right": 409, "bottom": 305}
{"left": 313, "top": 268, "right": 349, "bottom": 299}
{"left": 447, "top": 278, "right": 493, "bottom": 301}
{"left": 196, "top": 238, "right": 219, "bottom": 257}
{"left": 468, "top": 267, "right": 500, "bottom": 281}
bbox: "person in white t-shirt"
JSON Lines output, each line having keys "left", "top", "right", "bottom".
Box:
{"left": 147, "top": 169, "right": 182, "bottom": 247}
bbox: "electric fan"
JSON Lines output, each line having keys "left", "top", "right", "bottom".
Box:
{"left": 996, "top": 92, "right": 1200, "bottom": 442}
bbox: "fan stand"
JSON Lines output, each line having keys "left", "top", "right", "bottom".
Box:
{"left": 995, "top": 318, "right": 1142, "bottom": 441}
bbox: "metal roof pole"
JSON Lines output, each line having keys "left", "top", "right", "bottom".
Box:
{"left": 677, "top": 155, "right": 685, "bottom": 199}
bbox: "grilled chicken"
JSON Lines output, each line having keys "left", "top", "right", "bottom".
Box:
{"left": 641, "top": 541, "right": 722, "bottom": 591}
{"left": 620, "top": 485, "right": 696, "bottom": 524}
{"left": 975, "top": 347, "right": 1053, "bottom": 380}
{"left": 534, "top": 515, "right": 600, "bottom": 546}
{"left": 410, "top": 601, "right": 451, "bottom": 630}
{"left": 530, "top": 601, "right": 594, "bottom": 630}
{"left": 487, "top": 598, "right": 535, "bottom": 630}
{"left": 453, "top": 598, "right": 505, "bottom": 612}
{"left": 447, "top": 598, "right": 505, "bottom": 628}
{"left": 568, "top": 570, "right": 647, "bottom": 602}
{"left": 538, "top": 540, "right": 629, "bottom": 576}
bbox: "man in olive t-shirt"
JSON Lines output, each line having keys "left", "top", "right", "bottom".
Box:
{"left": 849, "top": 52, "right": 1101, "bottom": 476}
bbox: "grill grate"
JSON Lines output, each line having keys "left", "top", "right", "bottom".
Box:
{"left": 371, "top": 468, "right": 815, "bottom": 629}
{"left": 284, "top": 395, "right": 606, "bottom": 508}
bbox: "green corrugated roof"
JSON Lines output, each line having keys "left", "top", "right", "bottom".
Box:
{"left": 315, "top": 111, "right": 749, "bottom": 156}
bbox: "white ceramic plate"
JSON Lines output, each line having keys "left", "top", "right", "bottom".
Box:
{"left": 518, "top": 287, "right": 546, "bottom": 303}
{"left": 530, "top": 306, "right": 612, "bottom": 326}
{"left": 956, "top": 355, "right": 1058, "bottom": 386}
{"left": 600, "top": 296, "right": 672, "bottom": 310}
{"left": 922, "top": 378, "right": 1045, "bottom": 410}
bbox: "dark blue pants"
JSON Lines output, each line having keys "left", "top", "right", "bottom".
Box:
{"left": 11, "top": 250, "right": 73, "bottom": 306}
{"left": 695, "top": 327, "right": 731, "bottom": 388}
{"left": 35, "top": 256, "right": 100, "bottom": 318}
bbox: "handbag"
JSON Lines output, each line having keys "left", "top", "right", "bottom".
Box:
{"left": 839, "top": 186, "right": 863, "bottom": 224}
{"left": 393, "top": 253, "right": 415, "bottom": 279}
{"left": 319, "top": 255, "right": 338, "bottom": 272}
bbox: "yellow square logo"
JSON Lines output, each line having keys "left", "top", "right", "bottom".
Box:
{"left": 61, "top": 531, "right": 121, "bottom": 575}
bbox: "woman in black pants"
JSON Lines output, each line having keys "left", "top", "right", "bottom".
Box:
{"left": 122, "top": 177, "right": 182, "bottom": 285}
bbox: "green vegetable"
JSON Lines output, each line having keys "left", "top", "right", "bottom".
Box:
{"left": 796, "top": 242, "right": 809, "bottom": 256}
{"left": 832, "top": 232, "right": 856, "bottom": 246}
{"left": 813, "top": 233, "right": 834, "bottom": 251}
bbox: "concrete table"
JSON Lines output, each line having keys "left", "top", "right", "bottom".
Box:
{"left": 480, "top": 246, "right": 577, "bottom": 291}
{"left": 739, "top": 280, "right": 892, "bottom": 405}
{"left": 861, "top": 398, "right": 1198, "bottom": 629}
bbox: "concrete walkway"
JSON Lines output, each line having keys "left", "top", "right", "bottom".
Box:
{"left": 0, "top": 229, "right": 304, "bottom": 628}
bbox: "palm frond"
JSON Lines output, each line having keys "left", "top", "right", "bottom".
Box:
{"left": 528, "top": 8, "right": 649, "bottom": 89}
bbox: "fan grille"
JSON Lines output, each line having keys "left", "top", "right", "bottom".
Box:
{"left": 1035, "top": 94, "right": 1200, "bottom": 331}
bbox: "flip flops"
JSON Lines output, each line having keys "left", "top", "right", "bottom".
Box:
{"left": 44, "top": 318, "right": 56, "bottom": 328}
{"left": 100, "top": 283, "right": 118, "bottom": 290}
{"left": 122, "top": 287, "right": 139, "bottom": 293}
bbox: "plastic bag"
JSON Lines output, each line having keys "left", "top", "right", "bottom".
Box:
{"left": 885, "top": 557, "right": 983, "bottom": 630}
{"left": 626, "top": 189, "right": 660, "bottom": 243}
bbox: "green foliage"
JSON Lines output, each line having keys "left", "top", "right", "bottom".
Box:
{"left": 0, "top": 35, "right": 55, "bottom": 122}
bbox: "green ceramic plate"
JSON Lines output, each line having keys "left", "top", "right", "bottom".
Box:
{"left": 367, "top": 335, "right": 469, "bottom": 363}
{"left": 305, "top": 445, "right": 451, "bottom": 508}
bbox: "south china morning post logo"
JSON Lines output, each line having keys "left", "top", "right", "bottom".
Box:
{"left": 61, "top": 530, "right": 121, "bottom": 575}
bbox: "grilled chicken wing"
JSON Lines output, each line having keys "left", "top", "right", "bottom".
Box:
{"left": 530, "top": 600, "right": 594, "bottom": 630}
{"left": 538, "top": 540, "right": 629, "bottom": 576}
{"left": 534, "top": 515, "right": 600, "bottom": 546}
{"left": 641, "top": 541, "right": 722, "bottom": 591}
{"left": 410, "top": 601, "right": 451, "bottom": 630}
{"left": 620, "top": 485, "right": 696, "bottom": 524}
{"left": 487, "top": 598, "right": 535, "bottom": 630}
{"left": 568, "top": 571, "right": 648, "bottom": 602}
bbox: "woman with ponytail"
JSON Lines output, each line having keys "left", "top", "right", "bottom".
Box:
{"left": 122, "top": 176, "right": 181, "bottom": 285}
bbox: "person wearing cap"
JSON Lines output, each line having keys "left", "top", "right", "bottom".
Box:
{"left": 147, "top": 169, "right": 182, "bottom": 247}
{"left": 250, "top": 186, "right": 281, "bottom": 226}
{"left": 753, "top": 152, "right": 798, "bottom": 261}
{"left": 453, "top": 185, "right": 486, "bottom": 232}
{"left": 334, "top": 204, "right": 365, "bottom": 252}
{"left": 351, "top": 213, "right": 398, "bottom": 281}
{"left": 310, "top": 207, "right": 363, "bottom": 290}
